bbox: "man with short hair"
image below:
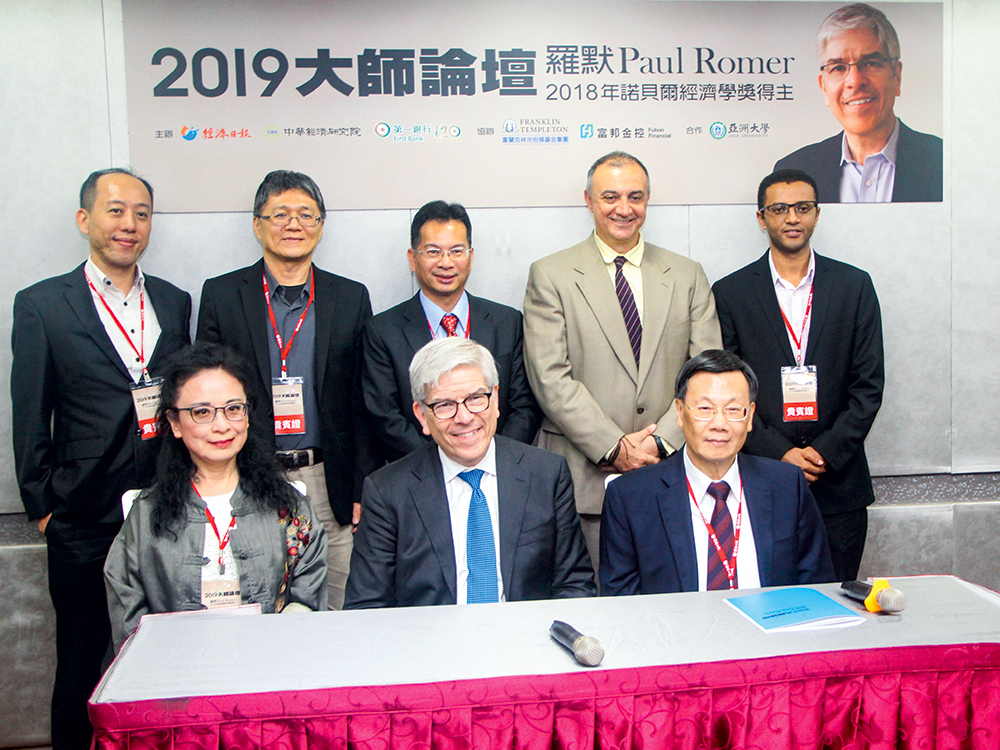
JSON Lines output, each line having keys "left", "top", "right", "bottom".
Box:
{"left": 363, "top": 200, "right": 541, "bottom": 463}
{"left": 712, "top": 169, "right": 884, "bottom": 581}
{"left": 345, "top": 337, "right": 595, "bottom": 608}
{"left": 775, "top": 2, "right": 942, "bottom": 202}
{"left": 12, "top": 168, "right": 191, "bottom": 749}
{"left": 523, "top": 151, "right": 722, "bottom": 573}
{"left": 600, "top": 350, "right": 834, "bottom": 596}
{"left": 197, "top": 170, "right": 376, "bottom": 610}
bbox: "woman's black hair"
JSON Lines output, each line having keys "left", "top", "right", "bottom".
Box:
{"left": 149, "top": 342, "right": 299, "bottom": 537}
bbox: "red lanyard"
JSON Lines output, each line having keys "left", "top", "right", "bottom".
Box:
{"left": 686, "top": 475, "right": 744, "bottom": 589}
{"left": 85, "top": 271, "right": 148, "bottom": 381}
{"left": 263, "top": 270, "right": 315, "bottom": 378}
{"left": 193, "top": 481, "right": 237, "bottom": 569}
{"left": 427, "top": 308, "right": 472, "bottom": 339}
{"left": 778, "top": 285, "right": 813, "bottom": 366}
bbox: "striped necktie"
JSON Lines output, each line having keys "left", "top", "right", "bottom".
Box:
{"left": 614, "top": 255, "right": 641, "bottom": 367}
{"left": 706, "top": 480, "right": 737, "bottom": 590}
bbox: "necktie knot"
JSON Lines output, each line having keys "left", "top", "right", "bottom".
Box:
{"left": 441, "top": 313, "right": 459, "bottom": 337}
{"left": 614, "top": 255, "right": 627, "bottom": 271}
{"left": 707, "top": 481, "right": 730, "bottom": 506}
{"left": 458, "top": 469, "right": 483, "bottom": 490}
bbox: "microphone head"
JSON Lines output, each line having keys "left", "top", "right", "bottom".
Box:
{"left": 875, "top": 586, "right": 908, "bottom": 614}
{"left": 572, "top": 635, "right": 605, "bottom": 666}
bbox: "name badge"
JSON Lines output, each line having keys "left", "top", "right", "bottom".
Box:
{"left": 272, "top": 377, "right": 306, "bottom": 435}
{"left": 201, "top": 578, "right": 241, "bottom": 609}
{"left": 130, "top": 378, "right": 164, "bottom": 440}
{"left": 781, "top": 366, "right": 818, "bottom": 422}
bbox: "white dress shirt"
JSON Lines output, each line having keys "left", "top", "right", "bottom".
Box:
{"left": 683, "top": 447, "right": 761, "bottom": 591}
{"left": 439, "top": 440, "right": 504, "bottom": 604}
{"left": 839, "top": 119, "right": 899, "bottom": 203}
{"left": 85, "top": 258, "right": 162, "bottom": 383}
{"left": 769, "top": 250, "right": 816, "bottom": 366}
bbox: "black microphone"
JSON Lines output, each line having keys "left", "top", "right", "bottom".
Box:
{"left": 841, "top": 579, "right": 907, "bottom": 614}
{"left": 549, "top": 620, "right": 604, "bottom": 666}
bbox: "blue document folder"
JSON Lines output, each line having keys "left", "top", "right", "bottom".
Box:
{"left": 726, "top": 588, "right": 865, "bottom": 632}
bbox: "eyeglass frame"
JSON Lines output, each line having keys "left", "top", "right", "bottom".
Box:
{"left": 257, "top": 211, "right": 323, "bottom": 228}
{"left": 681, "top": 402, "right": 751, "bottom": 422}
{"left": 819, "top": 55, "right": 897, "bottom": 80}
{"left": 171, "top": 403, "right": 250, "bottom": 424}
{"left": 759, "top": 201, "right": 819, "bottom": 218}
{"left": 422, "top": 391, "right": 492, "bottom": 420}
{"left": 411, "top": 246, "right": 472, "bottom": 261}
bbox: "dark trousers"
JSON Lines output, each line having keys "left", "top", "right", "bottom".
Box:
{"left": 46, "top": 520, "right": 118, "bottom": 750}
{"left": 822, "top": 507, "right": 869, "bottom": 582}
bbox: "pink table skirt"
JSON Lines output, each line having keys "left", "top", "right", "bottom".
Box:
{"left": 91, "top": 642, "right": 1000, "bottom": 749}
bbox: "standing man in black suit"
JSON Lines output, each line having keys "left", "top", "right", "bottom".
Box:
{"left": 197, "top": 170, "right": 375, "bottom": 611}
{"left": 346, "top": 338, "right": 595, "bottom": 608}
{"left": 774, "top": 3, "right": 942, "bottom": 203}
{"left": 11, "top": 168, "right": 191, "bottom": 749}
{"left": 712, "top": 169, "right": 884, "bottom": 581}
{"left": 363, "top": 200, "right": 541, "bottom": 463}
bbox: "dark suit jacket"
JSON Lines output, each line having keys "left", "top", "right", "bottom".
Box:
{"left": 196, "top": 259, "right": 376, "bottom": 525}
{"left": 344, "top": 436, "right": 596, "bottom": 608}
{"left": 712, "top": 252, "right": 884, "bottom": 515}
{"left": 774, "top": 120, "right": 943, "bottom": 203}
{"left": 600, "top": 452, "right": 834, "bottom": 596}
{"left": 362, "top": 293, "right": 542, "bottom": 463}
{"left": 11, "top": 263, "right": 191, "bottom": 527}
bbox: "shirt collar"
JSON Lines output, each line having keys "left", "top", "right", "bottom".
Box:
{"left": 438, "top": 438, "right": 497, "bottom": 484}
{"left": 682, "top": 446, "right": 742, "bottom": 504}
{"left": 768, "top": 248, "right": 816, "bottom": 291}
{"left": 263, "top": 262, "right": 313, "bottom": 303}
{"left": 419, "top": 290, "right": 470, "bottom": 334}
{"left": 840, "top": 118, "right": 900, "bottom": 167}
{"left": 85, "top": 257, "right": 144, "bottom": 300}
{"left": 595, "top": 231, "right": 645, "bottom": 269}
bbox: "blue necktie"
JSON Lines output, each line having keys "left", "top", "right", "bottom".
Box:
{"left": 614, "top": 255, "right": 642, "bottom": 367}
{"left": 459, "top": 469, "right": 498, "bottom": 603}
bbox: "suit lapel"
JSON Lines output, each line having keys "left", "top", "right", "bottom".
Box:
{"left": 63, "top": 265, "right": 131, "bottom": 380}
{"left": 636, "top": 248, "right": 674, "bottom": 391}
{"left": 739, "top": 457, "right": 773, "bottom": 587}
{"left": 748, "top": 253, "right": 797, "bottom": 367}
{"left": 495, "top": 438, "right": 529, "bottom": 593}
{"left": 467, "top": 293, "right": 492, "bottom": 345}
{"left": 658, "top": 458, "right": 699, "bottom": 591}
{"left": 408, "top": 447, "right": 458, "bottom": 601}
{"left": 803, "top": 253, "right": 833, "bottom": 365}
{"left": 401, "top": 294, "right": 434, "bottom": 354}
{"left": 574, "top": 239, "right": 638, "bottom": 383}
{"left": 238, "top": 260, "right": 274, "bottom": 390}
{"left": 312, "top": 267, "right": 339, "bottom": 392}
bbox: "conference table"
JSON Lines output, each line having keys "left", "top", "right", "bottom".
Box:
{"left": 90, "top": 576, "right": 1000, "bottom": 749}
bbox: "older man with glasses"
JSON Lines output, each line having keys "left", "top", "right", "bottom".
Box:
{"left": 345, "top": 337, "right": 595, "bottom": 609}
{"left": 711, "top": 169, "right": 884, "bottom": 582}
{"left": 600, "top": 349, "right": 835, "bottom": 596}
{"left": 774, "top": 2, "right": 942, "bottom": 203}
{"left": 197, "top": 170, "right": 378, "bottom": 611}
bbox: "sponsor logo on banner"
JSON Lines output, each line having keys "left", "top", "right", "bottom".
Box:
{"left": 710, "top": 121, "right": 727, "bottom": 139}
{"left": 181, "top": 126, "right": 199, "bottom": 140}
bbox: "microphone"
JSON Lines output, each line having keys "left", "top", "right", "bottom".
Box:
{"left": 841, "top": 579, "right": 907, "bottom": 614}
{"left": 549, "top": 620, "right": 604, "bottom": 666}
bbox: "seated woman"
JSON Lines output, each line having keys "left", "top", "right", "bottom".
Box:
{"left": 105, "top": 343, "right": 327, "bottom": 651}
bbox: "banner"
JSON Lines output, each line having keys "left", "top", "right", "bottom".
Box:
{"left": 122, "top": 0, "right": 943, "bottom": 211}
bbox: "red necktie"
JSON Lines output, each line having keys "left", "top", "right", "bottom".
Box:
{"left": 706, "top": 481, "right": 737, "bottom": 590}
{"left": 441, "top": 313, "right": 459, "bottom": 337}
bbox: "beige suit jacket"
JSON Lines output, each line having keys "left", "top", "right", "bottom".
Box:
{"left": 523, "top": 234, "right": 722, "bottom": 514}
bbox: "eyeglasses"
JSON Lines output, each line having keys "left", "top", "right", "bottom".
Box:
{"left": 258, "top": 212, "right": 322, "bottom": 228}
{"left": 683, "top": 403, "right": 750, "bottom": 422}
{"left": 174, "top": 403, "right": 250, "bottom": 423}
{"left": 819, "top": 56, "right": 896, "bottom": 81}
{"left": 760, "top": 201, "right": 818, "bottom": 217}
{"left": 423, "top": 391, "right": 492, "bottom": 420}
{"left": 412, "top": 247, "right": 471, "bottom": 261}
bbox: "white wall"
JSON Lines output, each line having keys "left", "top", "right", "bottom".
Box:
{"left": 1, "top": 0, "right": 994, "bottom": 514}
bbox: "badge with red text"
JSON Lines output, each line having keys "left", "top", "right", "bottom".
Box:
{"left": 781, "top": 366, "right": 818, "bottom": 422}
{"left": 201, "top": 578, "right": 241, "bottom": 609}
{"left": 130, "top": 378, "right": 163, "bottom": 440}
{"left": 272, "top": 377, "right": 306, "bottom": 435}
